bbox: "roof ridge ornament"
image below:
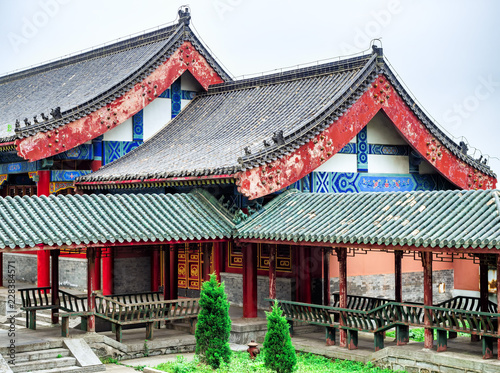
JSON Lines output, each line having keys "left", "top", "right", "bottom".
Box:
{"left": 178, "top": 6, "right": 191, "bottom": 25}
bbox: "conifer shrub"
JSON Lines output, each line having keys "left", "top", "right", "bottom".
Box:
{"left": 263, "top": 301, "right": 297, "bottom": 373}
{"left": 195, "top": 273, "right": 232, "bottom": 369}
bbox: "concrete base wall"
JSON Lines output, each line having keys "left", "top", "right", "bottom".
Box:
{"left": 114, "top": 257, "right": 151, "bottom": 294}
{"left": 221, "top": 272, "right": 293, "bottom": 309}
{"left": 330, "top": 269, "right": 454, "bottom": 304}
{"left": 2, "top": 254, "right": 152, "bottom": 294}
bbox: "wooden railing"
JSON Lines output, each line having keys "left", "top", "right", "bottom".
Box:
{"left": 270, "top": 298, "right": 500, "bottom": 357}
{"left": 58, "top": 290, "right": 87, "bottom": 313}
{"left": 105, "top": 291, "right": 163, "bottom": 305}
{"left": 94, "top": 294, "right": 200, "bottom": 342}
{"left": 19, "top": 286, "right": 56, "bottom": 329}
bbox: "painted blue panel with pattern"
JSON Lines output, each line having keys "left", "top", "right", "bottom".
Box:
{"left": 181, "top": 90, "right": 197, "bottom": 100}
{"left": 159, "top": 88, "right": 171, "bottom": 98}
{"left": 313, "top": 172, "right": 453, "bottom": 193}
{"left": 368, "top": 144, "right": 410, "bottom": 156}
{"left": 356, "top": 127, "right": 368, "bottom": 172}
{"left": 55, "top": 144, "right": 93, "bottom": 160}
{"left": 339, "top": 143, "right": 356, "bottom": 154}
{"left": 0, "top": 161, "right": 40, "bottom": 174}
{"left": 171, "top": 79, "right": 182, "bottom": 118}
{"left": 132, "top": 110, "right": 144, "bottom": 142}
{"left": 51, "top": 170, "right": 91, "bottom": 182}
{"left": 103, "top": 141, "right": 143, "bottom": 165}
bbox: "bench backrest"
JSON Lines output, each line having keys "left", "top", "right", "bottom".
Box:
{"left": 19, "top": 287, "right": 51, "bottom": 309}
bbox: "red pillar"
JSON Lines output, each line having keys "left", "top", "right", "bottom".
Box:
{"left": 163, "top": 246, "right": 171, "bottom": 300}
{"left": 395, "top": 251, "right": 403, "bottom": 302}
{"left": 269, "top": 244, "right": 277, "bottom": 301}
{"left": 299, "top": 246, "right": 312, "bottom": 303}
{"left": 480, "top": 256, "right": 489, "bottom": 313}
{"left": 202, "top": 243, "right": 212, "bottom": 282}
{"left": 93, "top": 248, "right": 101, "bottom": 291}
{"left": 102, "top": 248, "right": 113, "bottom": 296}
{"left": 422, "top": 251, "right": 433, "bottom": 349}
{"left": 213, "top": 242, "right": 222, "bottom": 282}
{"left": 90, "top": 160, "right": 102, "bottom": 172}
{"left": 169, "top": 245, "right": 178, "bottom": 299}
{"left": 0, "top": 252, "right": 3, "bottom": 287}
{"left": 151, "top": 249, "right": 160, "bottom": 292}
{"left": 51, "top": 249, "right": 60, "bottom": 324}
{"left": 87, "top": 247, "right": 96, "bottom": 332}
{"left": 497, "top": 254, "right": 500, "bottom": 360}
{"left": 323, "top": 248, "right": 330, "bottom": 306}
{"left": 243, "top": 243, "right": 258, "bottom": 318}
{"left": 37, "top": 170, "right": 51, "bottom": 289}
{"left": 336, "top": 248, "right": 347, "bottom": 347}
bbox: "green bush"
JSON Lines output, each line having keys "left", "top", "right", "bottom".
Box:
{"left": 263, "top": 302, "right": 297, "bottom": 373}
{"left": 195, "top": 273, "right": 232, "bottom": 369}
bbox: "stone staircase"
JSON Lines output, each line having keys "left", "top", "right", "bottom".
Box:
{"left": 0, "top": 339, "right": 104, "bottom": 373}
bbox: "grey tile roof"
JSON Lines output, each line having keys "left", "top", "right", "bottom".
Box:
{"left": 0, "top": 20, "right": 230, "bottom": 142}
{"left": 77, "top": 47, "right": 494, "bottom": 184}
{"left": 236, "top": 189, "right": 500, "bottom": 250}
{"left": 0, "top": 189, "right": 234, "bottom": 250}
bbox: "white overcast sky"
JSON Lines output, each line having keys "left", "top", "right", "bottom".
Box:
{"left": 1, "top": 0, "right": 499, "bottom": 178}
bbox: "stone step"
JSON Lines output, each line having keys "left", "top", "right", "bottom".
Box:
{"left": 31, "top": 367, "right": 83, "bottom": 373}
{"left": 10, "top": 357, "right": 76, "bottom": 373}
{"left": 15, "top": 348, "right": 70, "bottom": 363}
{"left": 0, "top": 340, "right": 63, "bottom": 354}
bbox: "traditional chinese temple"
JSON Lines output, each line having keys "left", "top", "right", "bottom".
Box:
{"left": 0, "top": 7, "right": 499, "bottom": 362}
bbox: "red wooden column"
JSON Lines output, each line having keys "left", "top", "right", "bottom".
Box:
{"left": 336, "top": 248, "right": 347, "bottom": 347}
{"left": 480, "top": 256, "right": 489, "bottom": 313}
{"left": 242, "top": 243, "right": 258, "bottom": 318}
{"left": 0, "top": 252, "right": 3, "bottom": 287}
{"left": 395, "top": 251, "right": 403, "bottom": 302}
{"left": 202, "top": 243, "right": 212, "bottom": 282}
{"left": 169, "top": 245, "right": 178, "bottom": 300}
{"left": 213, "top": 242, "right": 222, "bottom": 282}
{"left": 102, "top": 248, "right": 114, "bottom": 296}
{"left": 86, "top": 247, "right": 96, "bottom": 332}
{"left": 93, "top": 248, "right": 101, "bottom": 291}
{"left": 37, "top": 170, "right": 51, "bottom": 289}
{"left": 422, "top": 251, "right": 433, "bottom": 349}
{"left": 299, "top": 246, "right": 312, "bottom": 303}
{"left": 497, "top": 254, "right": 500, "bottom": 360}
{"left": 50, "top": 249, "right": 60, "bottom": 324}
{"left": 163, "top": 246, "right": 171, "bottom": 300}
{"left": 323, "top": 248, "right": 330, "bottom": 306}
{"left": 151, "top": 249, "right": 160, "bottom": 292}
{"left": 269, "top": 244, "right": 277, "bottom": 301}
{"left": 480, "top": 255, "right": 493, "bottom": 358}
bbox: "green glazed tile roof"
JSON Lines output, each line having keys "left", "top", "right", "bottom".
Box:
{"left": 0, "top": 189, "right": 234, "bottom": 249}
{"left": 237, "top": 189, "right": 500, "bottom": 250}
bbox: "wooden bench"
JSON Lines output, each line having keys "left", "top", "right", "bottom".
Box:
{"left": 94, "top": 294, "right": 200, "bottom": 342}
{"left": 19, "top": 286, "right": 57, "bottom": 330}
{"left": 270, "top": 298, "right": 500, "bottom": 358}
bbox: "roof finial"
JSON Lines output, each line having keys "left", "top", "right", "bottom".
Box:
{"left": 178, "top": 6, "right": 191, "bottom": 25}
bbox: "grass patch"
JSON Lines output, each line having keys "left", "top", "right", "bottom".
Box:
{"left": 385, "top": 328, "right": 469, "bottom": 342}
{"left": 153, "top": 351, "right": 406, "bottom": 372}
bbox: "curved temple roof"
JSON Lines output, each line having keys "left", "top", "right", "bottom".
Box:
{"left": 77, "top": 47, "right": 495, "bottom": 189}
{"left": 236, "top": 189, "right": 500, "bottom": 251}
{"left": 0, "top": 14, "right": 230, "bottom": 142}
